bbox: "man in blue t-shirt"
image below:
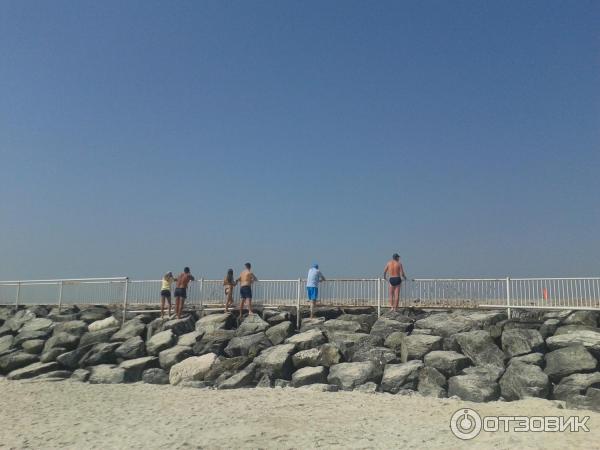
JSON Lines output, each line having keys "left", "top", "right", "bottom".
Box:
{"left": 306, "top": 263, "right": 326, "bottom": 318}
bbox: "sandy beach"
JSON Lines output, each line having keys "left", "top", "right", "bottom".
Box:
{"left": 0, "top": 379, "right": 598, "bottom": 449}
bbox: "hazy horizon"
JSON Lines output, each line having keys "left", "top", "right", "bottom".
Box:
{"left": 1, "top": 1, "right": 598, "bottom": 281}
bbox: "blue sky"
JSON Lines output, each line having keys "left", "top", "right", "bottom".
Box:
{"left": 0, "top": 0, "right": 598, "bottom": 280}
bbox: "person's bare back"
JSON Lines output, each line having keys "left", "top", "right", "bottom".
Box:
{"left": 239, "top": 270, "right": 257, "bottom": 287}
{"left": 384, "top": 260, "right": 403, "bottom": 278}
{"left": 176, "top": 272, "right": 194, "bottom": 289}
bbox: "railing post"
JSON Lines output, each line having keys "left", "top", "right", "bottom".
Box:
{"left": 199, "top": 277, "right": 204, "bottom": 317}
{"left": 121, "top": 278, "right": 129, "bottom": 325}
{"left": 58, "top": 281, "right": 64, "bottom": 312}
{"left": 15, "top": 282, "right": 21, "bottom": 310}
{"left": 296, "top": 278, "right": 301, "bottom": 329}
{"left": 377, "top": 278, "right": 381, "bottom": 317}
{"left": 506, "top": 276, "right": 511, "bottom": 318}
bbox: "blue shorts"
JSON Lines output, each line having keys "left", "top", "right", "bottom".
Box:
{"left": 307, "top": 287, "right": 318, "bottom": 301}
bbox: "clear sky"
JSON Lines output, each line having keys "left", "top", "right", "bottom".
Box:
{"left": 0, "top": 0, "right": 598, "bottom": 280}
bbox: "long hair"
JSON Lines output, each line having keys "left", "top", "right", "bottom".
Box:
{"left": 163, "top": 271, "right": 172, "bottom": 281}
{"left": 225, "top": 269, "right": 234, "bottom": 284}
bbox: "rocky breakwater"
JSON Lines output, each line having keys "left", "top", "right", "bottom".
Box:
{"left": 2, "top": 305, "right": 600, "bottom": 412}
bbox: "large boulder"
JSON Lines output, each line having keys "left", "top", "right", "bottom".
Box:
{"left": 79, "top": 342, "right": 120, "bottom": 367}
{"left": 254, "top": 344, "right": 296, "bottom": 380}
{"left": 56, "top": 345, "right": 94, "bottom": 370}
{"left": 7, "top": 361, "right": 60, "bottom": 380}
{"left": 292, "top": 344, "right": 342, "bottom": 369}
{"left": 501, "top": 329, "right": 544, "bottom": 357}
{"left": 14, "top": 330, "right": 51, "bottom": 347}
{"left": 79, "top": 307, "right": 110, "bottom": 323}
{"left": 510, "top": 352, "right": 544, "bottom": 367}
{"left": 115, "top": 336, "right": 146, "bottom": 360}
{"left": 192, "top": 330, "right": 235, "bottom": 356}
{"left": 400, "top": 335, "right": 443, "bottom": 362}
{"left": 370, "top": 317, "right": 413, "bottom": 339}
{"left": 454, "top": 330, "right": 505, "bottom": 368}
{"left": 119, "top": 356, "right": 159, "bottom": 382}
{"left": 263, "top": 310, "right": 292, "bottom": 326}
{"left": 21, "top": 339, "right": 46, "bottom": 355}
{"left": 53, "top": 320, "right": 88, "bottom": 337}
{"left": 266, "top": 321, "right": 294, "bottom": 345}
{"left": 299, "top": 317, "right": 326, "bottom": 332}
{"left": 291, "top": 366, "right": 328, "bottom": 387}
{"left": 79, "top": 327, "right": 119, "bottom": 347}
{"left": 0, "top": 351, "right": 38, "bottom": 374}
{"left": 195, "top": 313, "right": 235, "bottom": 333}
{"left": 159, "top": 346, "right": 192, "bottom": 370}
{"left": 217, "top": 363, "right": 257, "bottom": 390}
{"left": 6, "top": 310, "right": 36, "bottom": 331}
{"left": 160, "top": 316, "right": 196, "bottom": 336}
{"left": 285, "top": 329, "right": 327, "bottom": 351}
{"left": 546, "top": 330, "right": 600, "bottom": 354}
{"left": 224, "top": 332, "right": 272, "bottom": 358}
{"left": 337, "top": 314, "right": 376, "bottom": 333}
{"left": 327, "top": 333, "right": 382, "bottom": 361}
{"left": 43, "top": 332, "right": 80, "bottom": 352}
{"left": 544, "top": 345, "right": 597, "bottom": 382}
{"left": 383, "top": 332, "right": 405, "bottom": 353}
{"left": 553, "top": 372, "right": 600, "bottom": 401}
{"left": 177, "top": 331, "right": 204, "bottom": 347}
{"left": 380, "top": 361, "right": 423, "bottom": 393}
{"left": 142, "top": 368, "right": 169, "bottom": 385}
{"left": 327, "top": 361, "right": 382, "bottom": 390}
{"left": 71, "top": 369, "right": 90, "bottom": 382}
{"left": 352, "top": 346, "right": 400, "bottom": 365}
{"left": 111, "top": 320, "right": 146, "bottom": 342}
{"left": 415, "top": 313, "right": 478, "bottom": 337}
{"left": 169, "top": 353, "right": 218, "bottom": 385}
{"left": 424, "top": 351, "right": 471, "bottom": 377}
{"left": 88, "top": 316, "right": 120, "bottom": 333}
{"left": 205, "top": 356, "right": 251, "bottom": 382}
{"left": 539, "top": 319, "right": 561, "bottom": 339}
{"left": 323, "top": 319, "right": 362, "bottom": 334}
{"left": 499, "top": 362, "right": 550, "bottom": 400}
{"left": 448, "top": 373, "right": 500, "bottom": 402}
{"left": 88, "top": 364, "right": 126, "bottom": 384}
{"left": 418, "top": 366, "right": 447, "bottom": 398}
{"left": 146, "top": 330, "right": 176, "bottom": 356}
{"left": 0, "top": 335, "right": 14, "bottom": 353}
{"left": 19, "top": 318, "right": 53, "bottom": 334}
{"left": 236, "top": 315, "right": 270, "bottom": 337}
{"left": 563, "top": 311, "right": 600, "bottom": 327}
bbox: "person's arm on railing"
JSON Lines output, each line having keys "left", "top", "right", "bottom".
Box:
{"left": 400, "top": 263, "right": 407, "bottom": 281}
{"left": 320, "top": 272, "right": 326, "bottom": 282}
{"left": 383, "top": 263, "right": 389, "bottom": 281}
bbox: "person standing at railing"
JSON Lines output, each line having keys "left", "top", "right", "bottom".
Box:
{"left": 174, "top": 267, "right": 195, "bottom": 319}
{"left": 383, "top": 253, "right": 407, "bottom": 312}
{"left": 236, "top": 262, "right": 258, "bottom": 318}
{"left": 223, "top": 269, "right": 237, "bottom": 312}
{"left": 160, "top": 271, "right": 176, "bottom": 319}
{"left": 306, "top": 263, "right": 326, "bottom": 319}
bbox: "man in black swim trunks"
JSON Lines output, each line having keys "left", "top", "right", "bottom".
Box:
{"left": 383, "top": 253, "right": 407, "bottom": 312}
{"left": 174, "top": 267, "right": 195, "bottom": 319}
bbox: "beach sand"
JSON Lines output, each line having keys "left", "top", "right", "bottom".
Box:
{"left": 0, "top": 378, "right": 598, "bottom": 449}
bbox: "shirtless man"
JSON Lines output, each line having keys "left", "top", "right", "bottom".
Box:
{"left": 236, "top": 262, "right": 258, "bottom": 318}
{"left": 383, "top": 254, "right": 407, "bottom": 312}
{"left": 174, "top": 267, "right": 195, "bottom": 319}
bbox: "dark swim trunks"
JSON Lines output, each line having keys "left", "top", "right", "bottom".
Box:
{"left": 160, "top": 289, "right": 171, "bottom": 298}
{"left": 389, "top": 277, "right": 402, "bottom": 287}
{"left": 240, "top": 286, "right": 252, "bottom": 299}
{"left": 174, "top": 287, "right": 187, "bottom": 299}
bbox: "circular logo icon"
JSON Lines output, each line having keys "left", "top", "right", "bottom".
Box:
{"left": 450, "top": 408, "right": 482, "bottom": 440}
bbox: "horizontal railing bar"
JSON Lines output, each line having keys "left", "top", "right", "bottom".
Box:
{"left": 0, "top": 277, "right": 128, "bottom": 284}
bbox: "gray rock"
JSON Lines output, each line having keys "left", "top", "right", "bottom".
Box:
{"left": 546, "top": 330, "right": 600, "bottom": 354}
{"left": 79, "top": 306, "right": 110, "bottom": 323}
{"left": 323, "top": 319, "right": 362, "bottom": 334}
{"left": 14, "top": 329, "right": 51, "bottom": 347}
{"left": 0, "top": 324, "right": 14, "bottom": 338}
{"left": 424, "top": 351, "right": 472, "bottom": 377}
{"left": 178, "top": 380, "right": 213, "bottom": 389}
{"left": 274, "top": 379, "right": 291, "bottom": 388}
{"left": 40, "top": 347, "right": 66, "bottom": 363}
{"left": 111, "top": 320, "right": 146, "bottom": 341}
{"left": 412, "top": 328, "right": 433, "bottom": 335}
{"left": 19, "top": 318, "right": 53, "bottom": 333}
{"left": 415, "top": 313, "right": 479, "bottom": 337}
{"left": 7, "top": 361, "right": 60, "bottom": 380}
{"left": 205, "top": 356, "right": 251, "bottom": 382}
{"left": 291, "top": 366, "right": 328, "bottom": 387}
{"left": 418, "top": 366, "right": 447, "bottom": 398}
{"left": 6, "top": 310, "right": 36, "bottom": 331}
{"left": 21, "top": 339, "right": 45, "bottom": 354}
{"left": 120, "top": 356, "right": 159, "bottom": 381}
{"left": 115, "top": 336, "right": 146, "bottom": 360}
{"left": 500, "top": 362, "right": 550, "bottom": 400}
{"left": 327, "top": 332, "right": 382, "bottom": 361}
{"left": 192, "top": 330, "right": 235, "bottom": 356}
{"left": 337, "top": 314, "right": 376, "bottom": 333}
{"left": 563, "top": 311, "right": 599, "bottom": 327}
{"left": 178, "top": 331, "right": 204, "bottom": 347}
{"left": 145, "top": 318, "right": 164, "bottom": 341}
{"left": 266, "top": 321, "right": 294, "bottom": 345}
{"left": 32, "top": 370, "right": 72, "bottom": 380}
{"left": 88, "top": 364, "right": 126, "bottom": 384}
{"left": 263, "top": 310, "right": 291, "bottom": 326}
{"left": 501, "top": 329, "right": 545, "bottom": 357}
{"left": 195, "top": 313, "right": 235, "bottom": 333}
{"left": 47, "top": 313, "right": 80, "bottom": 322}
{"left": 285, "top": 329, "right": 327, "bottom": 351}
{"left": 318, "top": 343, "right": 344, "bottom": 367}
{"left": 217, "top": 363, "right": 257, "bottom": 389}
{"left": 554, "top": 325, "right": 600, "bottom": 335}
{"left": 380, "top": 361, "right": 423, "bottom": 393}
{"left": 299, "top": 317, "right": 325, "bottom": 332}
{"left": 0, "top": 335, "right": 14, "bottom": 353}
{"left": 224, "top": 332, "right": 272, "bottom": 358}
{"left": 169, "top": 353, "right": 219, "bottom": 385}
{"left": 88, "top": 316, "right": 120, "bottom": 332}
{"left": 383, "top": 331, "right": 405, "bottom": 352}
{"left": 256, "top": 374, "right": 273, "bottom": 387}
{"left": 354, "top": 382, "right": 379, "bottom": 393}
{"left": 254, "top": 344, "right": 296, "bottom": 380}
{"left": 510, "top": 352, "right": 544, "bottom": 367}
{"left": 53, "top": 320, "right": 88, "bottom": 337}
{"left": 71, "top": 368, "right": 90, "bottom": 382}
{"left": 400, "top": 334, "right": 443, "bottom": 362}
{"left": 161, "top": 316, "right": 196, "bottom": 336}
{"left": 298, "top": 383, "right": 339, "bottom": 392}
{"left": 142, "top": 368, "right": 169, "bottom": 384}
{"left": 79, "top": 327, "right": 119, "bottom": 348}
{"left": 370, "top": 318, "right": 413, "bottom": 339}
{"left": 462, "top": 365, "right": 505, "bottom": 382}
{"left": 236, "top": 315, "right": 270, "bottom": 337}
{"left": 544, "top": 345, "right": 597, "bottom": 382}
{"left": 146, "top": 330, "right": 176, "bottom": 356}
{"left": 553, "top": 372, "right": 600, "bottom": 401}
{"left": 159, "top": 345, "right": 192, "bottom": 370}
{"left": 455, "top": 330, "right": 505, "bottom": 368}
{"left": 543, "top": 310, "right": 572, "bottom": 321}
{"left": 79, "top": 342, "right": 120, "bottom": 367}
{"left": 0, "top": 351, "right": 38, "bottom": 374}
{"left": 328, "top": 361, "right": 383, "bottom": 390}
{"left": 448, "top": 374, "right": 501, "bottom": 402}
{"left": 353, "top": 346, "right": 400, "bottom": 366}
{"left": 539, "top": 319, "right": 561, "bottom": 339}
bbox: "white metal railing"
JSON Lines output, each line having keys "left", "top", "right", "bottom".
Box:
{"left": 2, "top": 277, "right": 600, "bottom": 317}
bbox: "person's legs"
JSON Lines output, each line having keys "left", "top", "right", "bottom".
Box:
{"left": 160, "top": 296, "right": 165, "bottom": 319}
{"left": 167, "top": 297, "right": 172, "bottom": 317}
{"left": 239, "top": 298, "right": 245, "bottom": 319}
{"left": 388, "top": 283, "right": 394, "bottom": 309}
{"left": 178, "top": 298, "right": 185, "bottom": 319}
{"left": 247, "top": 299, "right": 253, "bottom": 315}
{"left": 393, "top": 285, "right": 400, "bottom": 311}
